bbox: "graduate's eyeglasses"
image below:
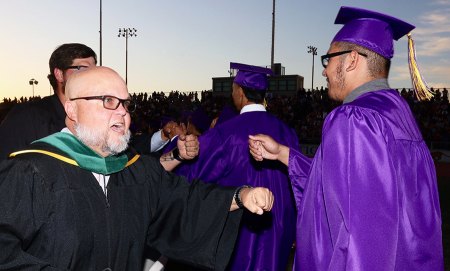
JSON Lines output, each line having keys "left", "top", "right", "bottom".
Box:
{"left": 64, "top": 65, "right": 89, "bottom": 71}
{"left": 70, "top": 95, "right": 137, "bottom": 113}
{"left": 321, "top": 50, "right": 367, "bottom": 68}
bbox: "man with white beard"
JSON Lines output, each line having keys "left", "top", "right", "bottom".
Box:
{"left": 0, "top": 66, "right": 275, "bottom": 271}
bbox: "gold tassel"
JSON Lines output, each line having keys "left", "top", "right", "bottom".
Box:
{"left": 407, "top": 33, "right": 434, "bottom": 101}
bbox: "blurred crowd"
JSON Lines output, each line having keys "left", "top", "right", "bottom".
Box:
{"left": 1, "top": 87, "right": 449, "bottom": 148}
{"left": 126, "top": 87, "right": 449, "bottom": 148}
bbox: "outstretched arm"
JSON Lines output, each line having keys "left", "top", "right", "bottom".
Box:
{"left": 248, "top": 134, "right": 290, "bottom": 166}
{"left": 159, "top": 134, "right": 199, "bottom": 171}
{"left": 229, "top": 186, "right": 274, "bottom": 215}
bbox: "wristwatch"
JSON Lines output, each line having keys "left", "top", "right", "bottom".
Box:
{"left": 172, "top": 148, "right": 185, "bottom": 161}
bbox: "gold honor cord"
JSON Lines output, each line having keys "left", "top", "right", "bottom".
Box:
{"left": 125, "top": 154, "right": 140, "bottom": 167}
{"left": 407, "top": 33, "right": 434, "bottom": 101}
{"left": 9, "top": 150, "right": 140, "bottom": 168}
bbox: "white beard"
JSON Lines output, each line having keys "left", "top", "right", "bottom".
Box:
{"left": 74, "top": 123, "right": 130, "bottom": 155}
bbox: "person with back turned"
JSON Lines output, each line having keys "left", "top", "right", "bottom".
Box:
{"left": 178, "top": 62, "right": 299, "bottom": 271}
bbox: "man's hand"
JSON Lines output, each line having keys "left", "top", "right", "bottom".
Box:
{"left": 249, "top": 134, "right": 282, "bottom": 161}
{"left": 233, "top": 187, "right": 274, "bottom": 215}
{"left": 177, "top": 134, "right": 199, "bottom": 160}
{"left": 249, "top": 134, "right": 290, "bottom": 166}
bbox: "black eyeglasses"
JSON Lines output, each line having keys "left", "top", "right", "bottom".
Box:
{"left": 70, "top": 95, "right": 136, "bottom": 113}
{"left": 64, "top": 65, "right": 89, "bottom": 71}
{"left": 321, "top": 50, "right": 367, "bottom": 68}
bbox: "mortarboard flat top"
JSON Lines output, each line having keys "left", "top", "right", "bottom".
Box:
{"left": 332, "top": 6, "right": 415, "bottom": 59}
{"left": 230, "top": 62, "right": 273, "bottom": 91}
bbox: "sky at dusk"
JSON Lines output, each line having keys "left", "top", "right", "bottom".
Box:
{"left": 1, "top": 0, "right": 449, "bottom": 99}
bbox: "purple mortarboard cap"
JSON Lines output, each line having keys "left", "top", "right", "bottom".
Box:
{"left": 190, "top": 107, "right": 212, "bottom": 133}
{"left": 230, "top": 62, "right": 273, "bottom": 91}
{"left": 332, "top": 6, "right": 415, "bottom": 59}
{"left": 180, "top": 110, "right": 191, "bottom": 124}
{"left": 216, "top": 105, "right": 238, "bottom": 126}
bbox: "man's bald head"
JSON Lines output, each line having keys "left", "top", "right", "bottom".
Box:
{"left": 65, "top": 66, "right": 127, "bottom": 101}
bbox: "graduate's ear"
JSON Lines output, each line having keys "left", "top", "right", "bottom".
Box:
{"left": 345, "top": 51, "right": 360, "bottom": 72}
{"left": 239, "top": 86, "right": 245, "bottom": 97}
{"left": 65, "top": 100, "right": 77, "bottom": 122}
{"left": 238, "top": 87, "right": 248, "bottom": 104}
{"left": 54, "top": 68, "right": 65, "bottom": 83}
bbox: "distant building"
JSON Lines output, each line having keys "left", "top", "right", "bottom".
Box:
{"left": 212, "top": 63, "right": 304, "bottom": 97}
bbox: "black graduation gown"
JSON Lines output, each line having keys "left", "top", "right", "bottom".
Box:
{"left": 0, "top": 144, "right": 242, "bottom": 271}
{"left": 0, "top": 95, "right": 66, "bottom": 160}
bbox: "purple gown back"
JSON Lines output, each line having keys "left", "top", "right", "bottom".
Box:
{"left": 181, "top": 111, "right": 299, "bottom": 271}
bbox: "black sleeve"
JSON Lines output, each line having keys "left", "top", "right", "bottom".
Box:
{"left": 143, "top": 158, "right": 242, "bottom": 271}
{"left": 0, "top": 160, "right": 60, "bottom": 270}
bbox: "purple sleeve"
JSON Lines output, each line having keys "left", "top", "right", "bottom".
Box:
{"left": 288, "top": 148, "right": 312, "bottom": 210}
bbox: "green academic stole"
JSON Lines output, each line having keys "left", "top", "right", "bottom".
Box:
{"left": 9, "top": 132, "right": 139, "bottom": 175}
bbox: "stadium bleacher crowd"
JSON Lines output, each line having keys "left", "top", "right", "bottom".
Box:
{"left": 1, "top": 87, "right": 449, "bottom": 150}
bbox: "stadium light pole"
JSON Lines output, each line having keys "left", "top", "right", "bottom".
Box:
{"left": 271, "top": 0, "right": 276, "bottom": 72}
{"left": 307, "top": 45, "right": 317, "bottom": 91}
{"left": 29, "top": 78, "right": 38, "bottom": 97}
{"left": 118, "top": 28, "right": 137, "bottom": 85}
{"left": 99, "top": 0, "right": 102, "bottom": 66}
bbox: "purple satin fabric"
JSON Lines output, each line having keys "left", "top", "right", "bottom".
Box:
{"left": 333, "top": 18, "right": 394, "bottom": 59}
{"left": 181, "top": 111, "right": 299, "bottom": 271}
{"left": 332, "top": 6, "right": 415, "bottom": 59}
{"left": 234, "top": 71, "right": 269, "bottom": 90}
{"left": 230, "top": 62, "right": 273, "bottom": 91}
{"left": 290, "top": 89, "right": 443, "bottom": 270}
{"left": 161, "top": 137, "right": 178, "bottom": 154}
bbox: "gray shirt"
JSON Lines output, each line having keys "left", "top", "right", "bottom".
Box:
{"left": 344, "top": 78, "right": 390, "bottom": 104}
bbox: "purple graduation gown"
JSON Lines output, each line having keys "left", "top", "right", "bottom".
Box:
{"left": 289, "top": 89, "right": 443, "bottom": 270}
{"left": 182, "top": 110, "right": 299, "bottom": 271}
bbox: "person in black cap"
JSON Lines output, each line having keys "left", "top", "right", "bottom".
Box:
{"left": 175, "top": 62, "right": 300, "bottom": 271}
{"left": 249, "top": 6, "right": 443, "bottom": 270}
{"left": 0, "top": 43, "right": 97, "bottom": 161}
